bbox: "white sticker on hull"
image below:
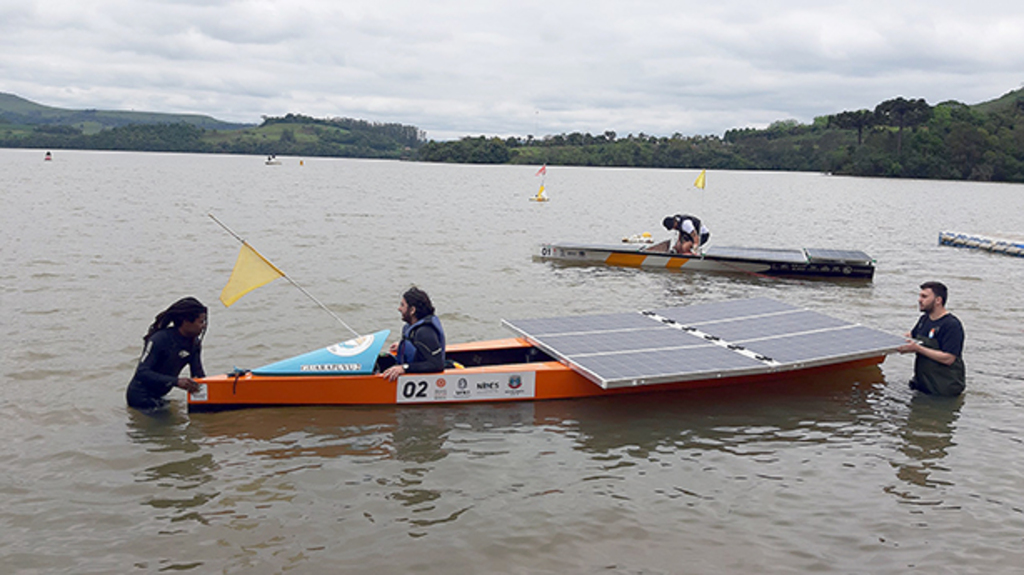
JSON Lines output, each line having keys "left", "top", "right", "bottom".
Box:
{"left": 190, "top": 384, "right": 208, "bottom": 402}
{"left": 396, "top": 372, "right": 537, "bottom": 403}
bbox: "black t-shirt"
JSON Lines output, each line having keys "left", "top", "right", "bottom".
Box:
{"left": 909, "top": 312, "right": 966, "bottom": 396}
{"left": 910, "top": 312, "right": 964, "bottom": 357}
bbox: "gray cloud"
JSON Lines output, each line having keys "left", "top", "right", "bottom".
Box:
{"left": 3, "top": 0, "right": 1023, "bottom": 140}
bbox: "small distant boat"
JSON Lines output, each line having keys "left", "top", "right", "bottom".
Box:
{"left": 265, "top": 155, "right": 282, "bottom": 166}
{"left": 939, "top": 231, "right": 1024, "bottom": 258}
{"left": 531, "top": 184, "right": 549, "bottom": 202}
{"left": 44, "top": 151, "right": 52, "bottom": 161}
{"left": 530, "top": 164, "right": 549, "bottom": 201}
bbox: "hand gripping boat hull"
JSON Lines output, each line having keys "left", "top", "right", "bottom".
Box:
{"left": 188, "top": 298, "right": 903, "bottom": 411}
{"left": 537, "top": 242, "right": 875, "bottom": 280}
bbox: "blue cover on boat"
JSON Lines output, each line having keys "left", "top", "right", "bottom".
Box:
{"left": 252, "top": 329, "right": 390, "bottom": 376}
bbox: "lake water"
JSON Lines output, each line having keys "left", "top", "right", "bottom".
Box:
{"left": 1, "top": 148, "right": 1023, "bottom": 573}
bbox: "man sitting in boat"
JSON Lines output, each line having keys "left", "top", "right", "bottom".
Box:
{"left": 662, "top": 214, "right": 710, "bottom": 254}
{"left": 378, "top": 287, "right": 446, "bottom": 381}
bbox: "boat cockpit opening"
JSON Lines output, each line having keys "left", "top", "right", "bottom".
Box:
{"left": 446, "top": 345, "right": 555, "bottom": 368}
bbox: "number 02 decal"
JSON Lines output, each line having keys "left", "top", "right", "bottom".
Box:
{"left": 401, "top": 380, "right": 428, "bottom": 399}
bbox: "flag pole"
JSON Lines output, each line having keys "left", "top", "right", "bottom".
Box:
{"left": 694, "top": 169, "right": 707, "bottom": 257}
{"left": 208, "top": 213, "right": 360, "bottom": 338}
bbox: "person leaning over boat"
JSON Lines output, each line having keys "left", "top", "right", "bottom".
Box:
{"left": 662, "top": 214, "right": 710, "bottom": 254}
{"left": 897, "top": 281, "right": 966, "bottom": 396}
{"left": 126, "top": 297, "right": 206, "bottom": 410}
{"left": 379, "top": 287, "right": 446, "bottom": 382}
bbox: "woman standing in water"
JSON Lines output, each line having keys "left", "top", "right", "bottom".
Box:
{"left": 126, "top": 297, "right": 207, "bottom": 410}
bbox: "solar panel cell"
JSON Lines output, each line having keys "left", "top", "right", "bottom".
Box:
{"left": 651, "top": 297, "right": 798, "bottom": 324}
{"left": 703, "top": 310, "right": 850, "bottom": 342}
{"left": 805, "top": 248, "right": 873, "bottom": 262}
{"left": 744, "top": 326, "right": 904, "bottom": 364}
{"left": 703, "top": 246, "right": 809, "bottom": 263}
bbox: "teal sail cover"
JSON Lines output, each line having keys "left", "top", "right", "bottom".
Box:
{"left": 252, "top": 329, "right": 390, "bottom": 375}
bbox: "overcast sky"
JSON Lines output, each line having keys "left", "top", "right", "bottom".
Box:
{"left": 2, "top": 0, "right": 1023, "bottom": 140}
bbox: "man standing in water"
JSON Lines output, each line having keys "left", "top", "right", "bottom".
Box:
{"left": 126, "top": 297, "right": 206, "bottom": 409}
{"left": 379, "top": 287, "right": 446, "bottom": 382}
{"left": 897, "top": 281, "right": 966, "bottom": 396}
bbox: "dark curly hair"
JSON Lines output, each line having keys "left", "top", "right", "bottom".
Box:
{"left": 402, "top": 286, "right": 435, "bottom": 319}
{"left": 143, "top": 297, "right": 208, "bottom": 342}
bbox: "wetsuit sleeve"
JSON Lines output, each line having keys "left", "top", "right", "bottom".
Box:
{"left": 134, "top": 333, "right": 177, "bottom": 394}
{"left": 407, "top": 326, "right": 445, "bottom": 373}
{"left": 190, "top": 343, "right": 206, "bottom": 379}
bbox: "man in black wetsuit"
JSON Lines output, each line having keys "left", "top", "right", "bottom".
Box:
{"left": 126, "top": 297, "right": 207, "bottom": 409}
{"left": 897, "top": 281, "right": 966, "bottom": 396}
{"left": 380, "top": 287, "right": 446, "bottom": 382}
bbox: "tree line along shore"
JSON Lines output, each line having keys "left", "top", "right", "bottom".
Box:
{"left": 3, "top": 90, "right": 1024, "bottom": 182}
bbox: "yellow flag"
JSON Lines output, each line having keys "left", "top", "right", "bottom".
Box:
{"left": 694, "top": 169, "right": 707, "bottom": 189}
{"left": 220, "top": 243, "right": 285, "bottom": 307}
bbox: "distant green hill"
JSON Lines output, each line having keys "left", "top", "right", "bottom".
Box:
{"left": 0, "top": 94, "right": 426, "bottom": 160}
{"left": 5, "top": 89, "right": 1024, "bottom": 180}
{"left": 418, "top": 87, "right": 1024, "bottom": 183}
{"left": 969, "top": 87, "right": 1024, "bottom": 115}
{"left": 0, "top": 92, "right": 252, "bottom": 133}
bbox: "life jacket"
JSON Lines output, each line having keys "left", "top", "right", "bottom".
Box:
{"left": 396, "top": 315, "right": 446, "bottom": 365}
{"left": 675, "top": 214, "right": 703, "bottom": 234}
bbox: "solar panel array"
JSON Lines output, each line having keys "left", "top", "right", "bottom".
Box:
{"left": 502, "top": 297, "right": 904, "bottom": 389}
{"left": 804, "top": 248, "right": 873, "bottom": 263}
{"left": 702, "top": 246, "right": 809, "bottom": 264}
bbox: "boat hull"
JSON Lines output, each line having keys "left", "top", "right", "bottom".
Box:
{"left": 537, "top": 242, "right": 875, "bottom": 279}
{"left": 939, "top": 231, "right": 1024, "bottom": 258}
{"left": 189, "top": 337, "right": 886, "bottom": 411}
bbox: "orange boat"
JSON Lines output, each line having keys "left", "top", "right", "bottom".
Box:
{"left": 188, "top": 298, "right": 904, "bottom": 412}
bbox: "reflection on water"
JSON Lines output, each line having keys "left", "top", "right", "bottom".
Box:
{"left": 890, "top": 394, "right": 963, "bottom": 497}
{"left": 180, "top": 367, "right": 884, "bottom": 467}
{"left": 126, "top": 406, "right": 219, "bottom": 533}
{"left": 123, "top": 367, "right": 888, "bottom": 542}
{"left": 541, "top": 366, "right": 885, "bottom": 457}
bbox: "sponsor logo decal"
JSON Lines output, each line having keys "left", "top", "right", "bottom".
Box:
{"left": 300, "top": 363, "right": 361, "bottom": 372}
{"left": 327, "top": 334, "right": 375, "bottom": 357}
{"left": 396, "top": 372, "right": 536, "bottom": 403}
